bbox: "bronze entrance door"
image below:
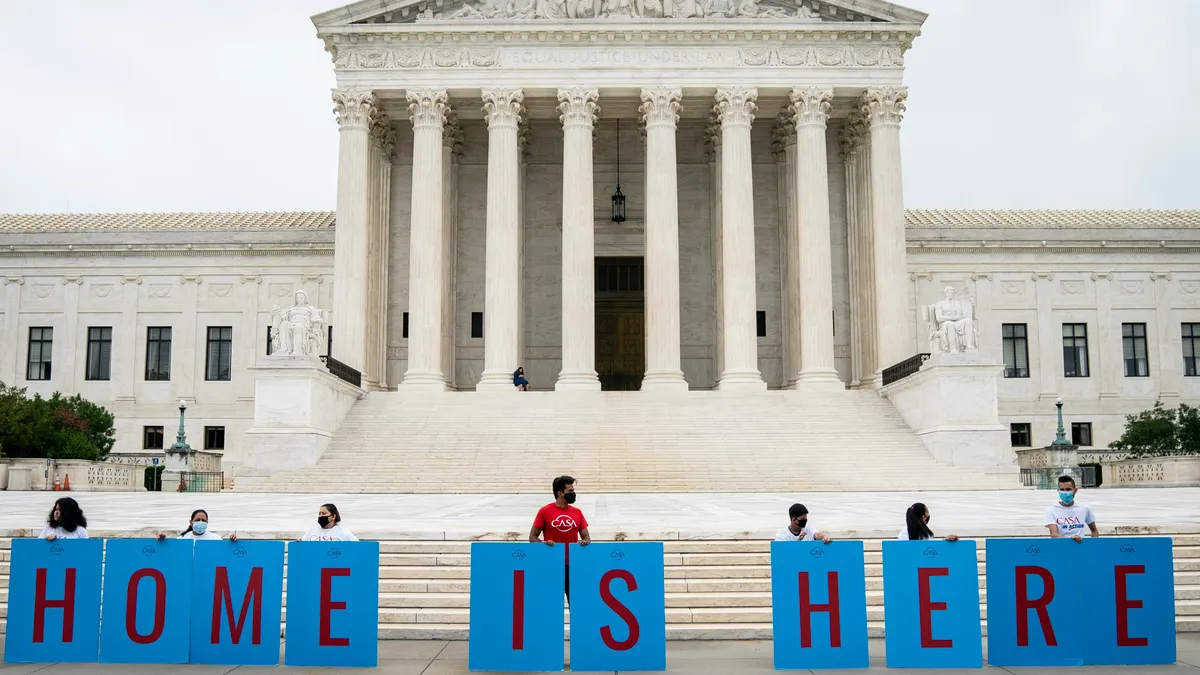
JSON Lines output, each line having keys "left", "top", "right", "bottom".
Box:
{"left": 594, "top": 258, "right": 644, "bottom": 391}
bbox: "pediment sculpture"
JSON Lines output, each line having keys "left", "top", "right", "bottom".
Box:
{"left": 432, "top": 0, "right": 821, "bottom": 20}
{"left": 922, "top": 286, "right": 979, "bottom": 354}
{"left": 270, "top": 289, "right": 327, "bottom": 359}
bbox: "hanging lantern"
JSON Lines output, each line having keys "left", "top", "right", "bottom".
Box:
{"left": 611, "top": 119, "right": 626, "bottom": 223}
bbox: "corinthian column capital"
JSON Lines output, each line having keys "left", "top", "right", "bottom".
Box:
{"left": 861, "top": 87, "right": 907, "bottom": 127}
{"left": 369, "top": 112, "right": 392, "bottom": 149}
{"left": 332, "top": 88, "right": 376, "bottom": 129}
{"left": 789, "top": 86, "right": 833, "bottom": 128}
{"left": 839, "top": 112, "right": 868, "bottom": 156}
{"left": 772, "top": 111, "right": 797, "bottom": 157}
{"left": 638, "top": 87, "right": 682, "bottom": 129}
{"left": 714, "top": 87, "right": 758, "bottom": 128}
{"left": 407, "top": 89, "right": 449, "bottom": 130}
{"left": 482, "top": 88, "right": 524, "bottom": 129}
{"left": 443, "top": 107, "right": 464, "bottom": 151}
{"left": 557, "top": 87, "right": 600, "bottom": 128}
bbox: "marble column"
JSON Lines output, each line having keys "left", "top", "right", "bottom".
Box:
{"left": 714, "top": 87, "right": 766, "bottom": 390}
{"left": 174, "top": 275, "right": 200, "bottom": 403}
{"left": 790, "top": 87, "right": 841, "bottom": 390}
{"left": 705, "top": 112, "right": 725, "bottom": 387}
{"left": 377, "top": 126, "right": 396, "bottom": 388}
{"left": 331, "top": 88, "right": 376, "bottom": 375}
{"left": 118, "top": 275, "right": 141, "bottom": 402}
{"left": 639, "top": 87, "right": 688, "bottom": 391}
{"left": 236, "top": 274, "right": 260, "bottom": 401}
{"left": 841, "top": 123, "right": 863, "bottom": 386}
{"left": 1033, "top": 272, "right": 1057, "bottom": 400}
{"left": 555, "top": 87, "right": 602, "bottom": 390}
{"left": 862, "top": 87, "right": 911, "bottom": 376}
{"left": 401, "top": 89, "right": 448, "bottom": 390}
{"left": 2, "top": 277, "right": 23, "bottom": 384}
{"left": 364, "top": 115, "right": 385, "bottom": 389}
{"left": 477, "top": 88, "right": 524, "bottom": 391}
{"left": 773, "top": 113, "right": 801, "bottom": 388}
{"left": 1152, "top": 273, "right": 1180, "bottom": 399}
{"left": 442, "top": 111, "right": 462, "bottom": 389}
{"left": 1093, "top": 273, "right": 1119, "bottom": 399}
{"left": 850, "top": 115, "right": 878, "bottom": 387}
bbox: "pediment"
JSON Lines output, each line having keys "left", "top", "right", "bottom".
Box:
{"left": 313, "top": 0, "right": 926, "bottom": 26}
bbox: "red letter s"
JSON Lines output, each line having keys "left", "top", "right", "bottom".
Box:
{"left": 918, "top": 567, "right": 952, "bottom": 649}
{"left": 1015, "top": 566, "right": 1057, "bottom": 647}
{"left": 319, "top": 568, "right": 351, "bottom": 647}
{"left": 599, "top": 569, "right": 640, "bottom": 651}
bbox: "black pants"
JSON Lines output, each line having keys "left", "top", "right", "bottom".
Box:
{"left": 564, "top": 564, "right": 570, "bottom": 606}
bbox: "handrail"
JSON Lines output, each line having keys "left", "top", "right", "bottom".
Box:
{"left": 880, "top": 353, "right": 930, "bottom": 386}
{"left": 320, "top": 355, "right": 363, "bottom": 388}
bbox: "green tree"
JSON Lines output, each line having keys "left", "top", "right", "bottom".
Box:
{"left": 1109, "top": 401, "right": 1200, "bottom": 458}
{"left": 0, "top": 382, "right": 114, "bottom": 460}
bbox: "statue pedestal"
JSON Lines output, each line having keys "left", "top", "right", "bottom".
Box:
{"left": 881, "top": 351, "right": 1016, "bottom": 470}
{"left": 240, "top": 357, "right": 364, "bottom": 472}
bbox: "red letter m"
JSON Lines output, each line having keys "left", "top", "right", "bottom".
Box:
{"left": 211, "top": 566, "right": 264, "bottom": 645}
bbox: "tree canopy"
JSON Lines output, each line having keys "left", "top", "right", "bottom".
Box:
{"left": 0, "top": 382, "right": 115, "bottom": 461}
{"left": 1110, "top": 401, "right": 1200, "bottom": 458}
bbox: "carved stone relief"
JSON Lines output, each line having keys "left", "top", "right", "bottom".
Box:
{"left": 208, "top": 284, "right": 233, "bottom": 298}
{"left": 1059, "top": 280, "right": 1083, "bottom": 295}
{"left": 1119, "top": 280, "right": 1144, "bottom": 295}
{"left": 90, "top": 284, "right": 113, "bottom": 298}
{"left": 149, "top": 284, "right": 173, "bottom": 299}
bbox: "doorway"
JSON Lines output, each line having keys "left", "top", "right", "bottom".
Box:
{"left": 594, "top": 257, "right": 645, "bottom": 391}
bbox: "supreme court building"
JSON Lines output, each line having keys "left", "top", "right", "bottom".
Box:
{"left": 1, "top": 0, "right": 1198, "bottom": 472}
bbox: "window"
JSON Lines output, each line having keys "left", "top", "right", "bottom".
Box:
{"left": 471, "top": 312, "right": 484, "bottom": 339}
{"left": 1010, "top": 422, "right": 1032, "bottom": 448}
{"left": 1122, "top": 323, "right": 1149, "bottom": 377}
{"left": 145, "top": 327, "right": 172, "bottom": 380}
{"left": 1071, "top": 422, "right": 1093, "bottom": 447}
{"left": 266, "top": 326, "right": 273, "bottom": 356}
{"left": 1184, "top": 323, "right": 1200, "bottom": 377}
{"left": 1062, "top": 323, "right": 1089, "bottom": 378}
{"left": 26, "top": 327, "right": 53, "bottom": 380}
{"left": 204, "top": 426, "right": 225, "bottom": 450}
{"left": 594, "top": 259, "right": 644, "bottom": 293}
{"left": 205, "top": 327, "right": 233, "bottom": 381}
{"left": 402, "top": 312, "right": 409, "bottom": 339}
{"left": 1002, "top": 324, "right": 1030, "bottom": 378}
{"left": 326, "top": 326, "right": 332, "bottom": 357}
{"left": 756, "top": 311, "right": 767, "bottom": 338}
{"left": 85, "top": 327, "right": 113, "bottom": 381}
{"left": 143, "top": 426, "right": 165, "bottom": 450}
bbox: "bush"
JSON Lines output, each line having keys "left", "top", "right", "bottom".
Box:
{"left": 0, "top": 382, "right": 114, "bottom": 460}
{"left": 1110, "top": 401, "right": 1200, "bottom": 458}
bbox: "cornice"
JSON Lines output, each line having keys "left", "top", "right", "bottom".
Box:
{"left": 907, "top": 240, "right": 1200, "bottom": 255}
{"left": 0, "top": 245, "right": 334, "bottom": 259}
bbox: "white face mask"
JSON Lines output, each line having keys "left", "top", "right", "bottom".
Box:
{"left": 192, "top": 521, "right": 208, "bottom": 535}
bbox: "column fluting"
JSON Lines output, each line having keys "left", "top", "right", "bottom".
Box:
{"left": 331, "top": 88, "right": 376, "bottom": 376}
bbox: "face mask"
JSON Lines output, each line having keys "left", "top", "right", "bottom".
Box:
{"left": 795, "top": 518, "right": 808, "bottom": 531}
{"left": 1059, "top": 491, "right": 1075, "bottom": 504}
{"left": 318, "top": 515, "right": 332, "bottom": 527}
{"left": 192, "top": 521, "right": 208, "bottom": 535}
{"left": 564, "top": 492, "right": 577, "bottom": 505}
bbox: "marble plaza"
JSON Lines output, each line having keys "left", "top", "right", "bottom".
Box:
{"left": 1, "top": 0, "right": 1199, "bottom": 489}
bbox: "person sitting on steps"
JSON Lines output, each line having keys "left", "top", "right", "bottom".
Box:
{"left": 513, "top": 366, "right": 529, "bottom": 391}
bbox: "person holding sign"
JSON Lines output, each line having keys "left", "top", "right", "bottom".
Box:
{"left": 301, "top": 503, "right": 359, "bottom": 541}
{"left": 156, "top": 509, "right": 238, "bottom": 541}
{"left": 529, "top": 475, "right": 591, "bottom": 604}
{"left": 774, "top": 503, "right": 832, "bottom": 544}
{"left": 39, "top": 496, "right": 89, "bottom": 540}
{"left": 1045, "top": 475, "right": 1099, "bottom": 542}
{"left": 898, "top": 502, "right": 958, "bottom": 541}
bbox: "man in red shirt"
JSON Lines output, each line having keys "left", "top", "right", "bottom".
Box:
{"left": 529, "top": 475, "right": 591, "bottom": 605}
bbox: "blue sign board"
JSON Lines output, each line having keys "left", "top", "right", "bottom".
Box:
{"left": 189, "top": 540, "right": 285, "bottom": 666}
{"left": 985, "top": 538, "right": 1084, "bottom": 666}
{"left": 468, "top": 542, "right": 566, "bottom": 672}
{"left": 1081, "top": 537, "right": 1176, "bottom": 666}
{"left": 4, "top": 538, "right": 104, "bottom": 663}
{"left": 771, "top": 541, "right": 869, "bottom": 670}
{"left": 99, "top": 539, "right": 194, "bottom": 663}
{"left": 568, "top": 542, "right": 666, "bottom": 672}
{"left": 882, "top": 540, "right": 982, "bottom": 669}
{"left": 284, "top": 541, "right": 380, "bottom": 668}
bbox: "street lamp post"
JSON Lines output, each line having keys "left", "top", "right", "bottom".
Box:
{"left": 1051, "top": 396, "right": 1072, "bottom": 447}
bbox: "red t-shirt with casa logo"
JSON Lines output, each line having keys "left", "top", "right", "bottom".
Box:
{"left": 533, "top": 503, "right": 588, "bottom": 563}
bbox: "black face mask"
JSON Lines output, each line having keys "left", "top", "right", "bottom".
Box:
{"left": 318, "top": 515, "right": 331, "bottom": 527}
{"left": 795, "top": 518, "right": 808, "bottom": 531}
{"left": 564, "top": 492, "right": 577, "bottom": 505}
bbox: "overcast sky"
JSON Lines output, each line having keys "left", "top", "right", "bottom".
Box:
{"left": 0, "top": 0, "right": 1196, "bottom": 214}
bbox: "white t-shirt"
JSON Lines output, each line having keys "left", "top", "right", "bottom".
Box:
{"left": 774, "top": 525, "right": 823, "bottom": 542}
{"left": 39, "top": 525, "right": 88, "bottom": 539}
{"left": 1044, "top": 502, "right": 1095, "bottom": 537}
{"left": 179, "top": 530, "right": 222, "bottom": 540}
{"left": 301, "top": 524, "right": 358, "bottom": 542}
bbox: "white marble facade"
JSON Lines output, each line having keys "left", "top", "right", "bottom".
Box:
{"left": 2, "top": 0, "right": 1200, "bottom": 467}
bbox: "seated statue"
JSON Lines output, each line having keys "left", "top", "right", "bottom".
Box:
{"left": 924, "top": 286, "right": 978, "bottom": 354}
{"left": 271, "top": 289, "right": 326, "bottom": 359}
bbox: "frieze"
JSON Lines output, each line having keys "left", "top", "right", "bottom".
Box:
{"left": 331, "top": 44, "right": 903, "bottom": 70}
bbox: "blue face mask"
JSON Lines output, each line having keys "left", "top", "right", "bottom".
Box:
{"left": 1058, "top": 491, "right": 1075, "bottom": 505}
{"left": 192, "top": 521, "right": 208, "bottom": 535}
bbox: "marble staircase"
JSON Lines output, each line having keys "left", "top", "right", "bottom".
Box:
{"left": 235, "top": 389, "right": 1017, "bottom": 493}
{"left": 1, "top": 535, "right": 1198, "bottom": 639}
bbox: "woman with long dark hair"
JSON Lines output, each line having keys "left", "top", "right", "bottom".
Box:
{"left": 156, "top": 509, "right": 237, "bottom": 541}
{"left": 300, "top": 503, "right": 358, "bottom": 542}
{"left": 40, "top": 497, "right": 89, "bottom": 540}
{"left": 898, "top": 503, "right": 958, "bottom": 542}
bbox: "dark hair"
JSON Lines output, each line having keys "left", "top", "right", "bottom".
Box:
{"left": 48, "top": 497, "right": 87, "bottom": 532}
{"left": 321, "top": 503, "right": 342, "bottom": 524}
{"left": 1058, "top": 475, "right": 1077, "bottom": 488}
{"left": 181, "top": 509, "right": 208, "bottom": 537}
{"left": 552, "top": 475, "right": 575, "bottom": 498}
{"left": 788, "top": 503, "right": 809, "bottom": 520}
{"left": 905, "top": 503, "right": 934, "bottom": 540}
